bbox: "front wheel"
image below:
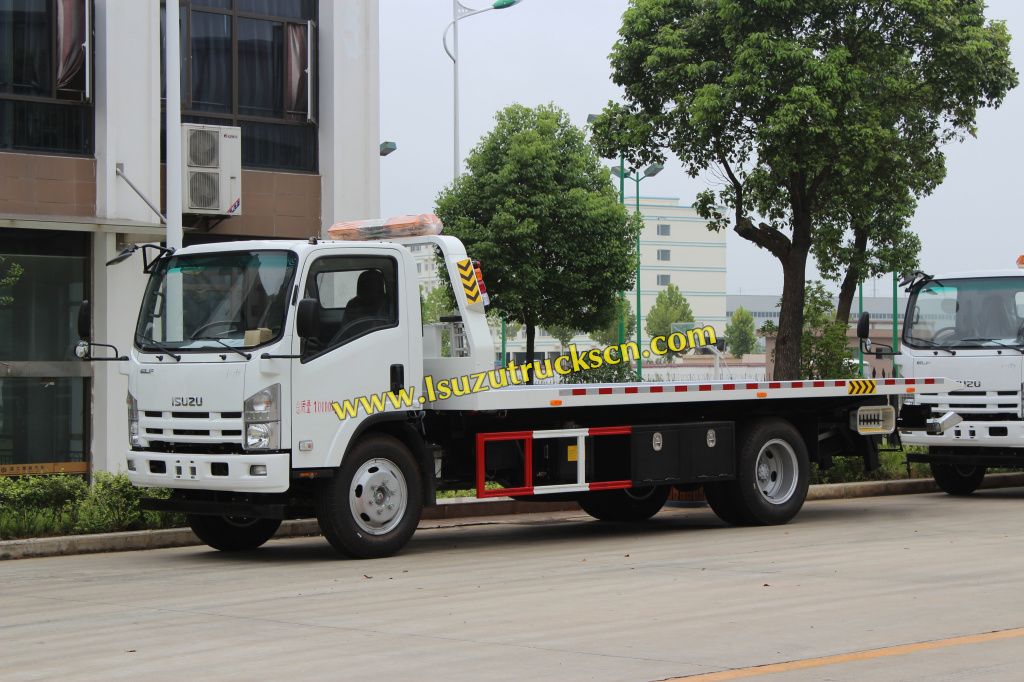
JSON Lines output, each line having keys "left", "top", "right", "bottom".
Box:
{"left": 577, "top": 485, "right": 671, "bottom": 522}
{"left": 187, "top": 514, "right": 282, "bottom": 551}
{"left": 315, "top": 434, "right": 423, "bottom": 559}
{"left": 931, "top": 463, "right": 986, "bottom": 496}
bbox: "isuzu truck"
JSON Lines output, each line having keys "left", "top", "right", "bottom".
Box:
{"left": 859, "top": 257, "right": 1024, "bottom": 494}
{"left": 78, "top": 214, "right": 958, "bottom": 558}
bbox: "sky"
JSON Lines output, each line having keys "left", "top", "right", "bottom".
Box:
{"left": 379, "top": 0, "right": 1024, "bottom": 297}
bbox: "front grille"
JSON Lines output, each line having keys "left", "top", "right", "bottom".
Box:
{"left": 139, "top": 409, "right": 244, "bottom": 450}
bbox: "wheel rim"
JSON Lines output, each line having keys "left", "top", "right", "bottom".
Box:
{"left": 349, "top": 458, "right": 408, "bottom": 536}
{"left": 754, "top": 438, "right": 799, "bottom": 505}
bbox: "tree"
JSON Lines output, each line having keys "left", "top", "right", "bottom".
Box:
{"left": 812, "top": 165, "right": 923, "bottom": 324}
{"left": 589, "top": 296, "right": 636, "bottom": 347}
{"left": 545, "top": 325, "right": 578, "bottom": 351}
{"left": 761, "top": 283, "right": 861, "bottom": 380}
{"left": 435, "top": 103, "right": 641, "bottom": 381}
{"left": 0, "top": 256, "right": 23, "bottom": 306}
{"left": 724, "top": 306, "right": 756, "bottom": 360}
{"left": 591, "top": 0, "right": 1017, "bottom": 379}
{"left": 644, "top": 284, "right": 693, "bottom": 362}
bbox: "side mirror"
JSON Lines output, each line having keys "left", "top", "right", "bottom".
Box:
{"left": 78, "top": 300, "right": 91, "bottom": 340}
{"left": 856, "top": 311, "right": 871, "bottom": 339}
{"left": 295, "top": 298, "right": 321, "bottom": 339}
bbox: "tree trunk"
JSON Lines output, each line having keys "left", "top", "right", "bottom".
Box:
{"left": 773, "top": 208, "right": 812, "bottom": 380}
{"left": 525, "top": 320, "right": 535, "bottom": 385}
{"left": 835, "top": 228, "right": 868, "bottom": 325}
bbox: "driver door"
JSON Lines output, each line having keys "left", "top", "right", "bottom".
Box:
{"left": 290, "top": 250, "right": 415, "bottom": 470}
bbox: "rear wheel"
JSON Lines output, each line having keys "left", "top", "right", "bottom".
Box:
{"left": 931, "top": 463, "right": 986, "bottom": 496}
{"left": 187, "top": 514, "right": 281, "bottom": 551}
{"left": 315, "top": 434, "right": 423, "bottom": 559}
{"left": 726, "top": 418, "right": 810, "bottom": 526}
{"left": 578, "top": 485, "right": 671, "bottom": 522}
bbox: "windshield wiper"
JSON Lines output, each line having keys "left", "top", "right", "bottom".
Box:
{"left": 191, "top": 336, "right": 252, "bottom": 360}
{"left": 956, "top": 338, "right": 1024, "bottom": 354}
{"left": 904, "top": 336, "right": 956, "bottom": 354}
{"left": 137, "top": 338, "right": 181, "bottom": 361}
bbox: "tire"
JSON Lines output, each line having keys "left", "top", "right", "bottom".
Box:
{"left": 931, "top": 463, "right": 986, "bottom": 496}
{"left": 703, "top": 481, "right": 746, "bottom": 525}
{"left": 578, "top": 485, "right": 671, "bottom": 522}
{"left": 315, "top": 434, "right": 423, "bottom": 559}
{"left": 187, "top": 514, "right": 282, "bottom": 551}
{"left": 726, "top": 418, "right": 810, "bottom": 526}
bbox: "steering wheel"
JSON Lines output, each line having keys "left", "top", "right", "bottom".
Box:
{"left": 191, "top": 320, "right": 243, "bottom": 338}
{"left": 931, "top": 327, "right": 957, "bottom": 344}
{"left": 329, "top": 316, "right": 392, "bottom": 347}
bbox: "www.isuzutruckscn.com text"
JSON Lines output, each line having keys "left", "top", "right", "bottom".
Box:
{"left": 328, "top": 326, "right": 718, "bottom": 421}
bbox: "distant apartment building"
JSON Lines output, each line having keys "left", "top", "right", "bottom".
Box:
{"left": 0, "top": 0, "right": 380, "bottom": 476}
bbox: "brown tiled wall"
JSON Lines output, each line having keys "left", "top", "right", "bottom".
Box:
{"left": 0, "top": 152, "right": 96, "bottom": 218}
{"left": 160, "top": 166, "right": 322, "bottom": 238}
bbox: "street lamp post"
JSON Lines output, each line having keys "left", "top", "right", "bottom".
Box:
{"left": 443, "top": 0, "right": 523, "bottom": 180}
{"left": 611, "top": 163, "right": 663, "bottom": 381}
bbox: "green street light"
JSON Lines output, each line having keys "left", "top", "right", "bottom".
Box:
{"left": 611, "top": 162, "right": 664, "bottom": 381}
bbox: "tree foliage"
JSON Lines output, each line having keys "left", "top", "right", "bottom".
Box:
{"left": 589, "top": 296, "right": 636, "bottom": 347}
{"left": 644, "top": 283, "right": 694, "bottom": 362}
{"left": 724, "top": 306, "right": 756, "bottom": 359}
{"left": 435, "top": 103, "right": 641, "bottom": 378}
{"left": 421, "top": 286, "right": 454, "bottom": 356}
{"left": 761, "top": 282, "right": 861, "bottom": 380}
{"left": 591, "top": 0, "right": 1018, "bottom": 379}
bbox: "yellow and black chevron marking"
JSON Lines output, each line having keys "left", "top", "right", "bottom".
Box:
{"left": 848, "top": 379, "right": 877, "bottom": 395}
{"left": 457, "top": 259, "right": 481, "bottom": 304}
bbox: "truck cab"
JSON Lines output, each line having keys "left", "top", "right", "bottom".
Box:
{"left": 878, "top": 262, "right": 1024, "bottom": 493}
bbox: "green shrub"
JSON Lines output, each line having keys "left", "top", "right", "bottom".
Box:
{"left": 1, "top": 471, "right": 183, "bottom": 540}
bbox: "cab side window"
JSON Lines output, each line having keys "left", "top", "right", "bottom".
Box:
{"left": 302, "top": 255, "right": 398, "bottom": 356}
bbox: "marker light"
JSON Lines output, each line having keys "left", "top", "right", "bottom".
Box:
{"left": 1017, "top": 254, "right": 1024, "bottom": 269}
{"left": 327, "top": 214, "right": 443, "bottom": 241}
{"left": 473, "top": 261, "right": 491, "bottom": 306}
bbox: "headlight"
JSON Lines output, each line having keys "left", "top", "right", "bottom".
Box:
{"left": 244, "top": 384, "right": 281, "bottom": 451}
{"left": 127, "top": 393, "right": 140, "bottom": 447}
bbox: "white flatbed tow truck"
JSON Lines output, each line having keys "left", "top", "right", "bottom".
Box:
{"left": 78, "top": 214, "right": 959, "bottom": 558}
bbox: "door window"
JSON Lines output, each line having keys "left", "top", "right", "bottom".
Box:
{"left": 302, "top": 255, "right": 398, "bottom": 358}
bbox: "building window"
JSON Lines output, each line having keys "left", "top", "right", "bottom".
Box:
{"left": 656, "top": 223, "right": 670, "bottom": 236}
{"left": 0, "top": 229, "right": 90, "bottom": 474}
{"left": 657, "top": 274, "right": 670, "bottom": 286}
{"left": 162, "top": 0, "right": 318, "bottom": 172}
{"left": 416, "top": 262, "right": 421, "bottom": 274}
{"left": 0, "top": 0, "right": 94, "bottom": 155}
{"left": 657, "top": 249, "right": 670, "bottom": 261}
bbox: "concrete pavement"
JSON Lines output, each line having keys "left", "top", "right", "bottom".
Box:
{"left": 1, "top": 487, "right": 1022, "bottom": 681}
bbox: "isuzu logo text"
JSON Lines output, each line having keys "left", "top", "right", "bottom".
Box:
{"left": 172, "top": 397, "right": 203, "bottom": 407}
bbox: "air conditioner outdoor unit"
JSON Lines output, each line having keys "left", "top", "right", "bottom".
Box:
{"left": 181, "top": 124, "right": 242, "bottom": 216}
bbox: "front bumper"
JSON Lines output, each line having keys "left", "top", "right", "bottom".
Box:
{"left": 126, "top": 450, "right": 290, "bottom": 493}
{"left": 901, "top": 419, "right": 1024, "bottom": 448}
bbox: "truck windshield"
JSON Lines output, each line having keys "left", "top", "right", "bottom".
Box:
{"left": 135, "top": 250, "right": 298, "bottom": 353}
{"left": 903, "top": 276, "right": 1024, "bottom": 350}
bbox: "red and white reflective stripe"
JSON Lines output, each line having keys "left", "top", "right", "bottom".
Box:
{"left": 475, "top": 426, "right": 633, "bottom": 499}
{"left": 560, "top": 377, "right": 943, "bottom": 397}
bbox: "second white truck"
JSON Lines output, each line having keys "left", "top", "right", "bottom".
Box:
{"left": 859, "top": 257, "right": 1024, "bottom": 494}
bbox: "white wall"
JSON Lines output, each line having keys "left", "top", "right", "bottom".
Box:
{"left": 319, "top": 0, "right": 381, "bottom": 229}
{"left": 91, "top": 0, "right": 163, "bottom": 474}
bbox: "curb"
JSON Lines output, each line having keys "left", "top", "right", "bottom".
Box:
{"left": 2, "top": 474, "right": 1021, "bottom": 561}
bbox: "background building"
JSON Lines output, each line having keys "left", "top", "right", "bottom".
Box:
{"left": 0, "top": 0, "right": 380, "bottom": 476}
